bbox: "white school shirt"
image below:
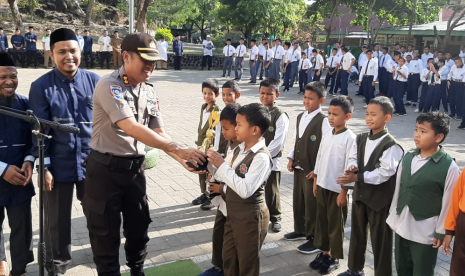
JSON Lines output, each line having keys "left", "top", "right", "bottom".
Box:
{"left": 386, "top": 153, "right": 460, "bottom": 245}
{"left": 236, "top": 44, "right": 247, "bottom": 58}
{"left": 434, "top": 57, "right": 439, "bottom": 63}
{"left": 264, "top": 49, "right": 274, "bottom": 62}
{"left": 350, "top": 66, "right": 358, "bottom": 74}
{"left": 282, "top": 49, "right": 290, "bottom": 64}
{"left": 313, "top": 54, "right": 324, "bottom": 70}
{"left": 210, "top": 142, "right": 241, "bottom": 216}
{"left": 379, "top": 53, "right": 391, "bottom": 68}
{"left": 288, "top": 108, "right": 331, "bottom": 161}
{"left": 314, "top": 128, "right": 357, "bottom": 193}
{"left": 408, "top": 59, "right": 422, "bottom": 74}
{"left": 373, "top": 50, "right": 383, "bottom": 61}
{"left": 42, "top": 36, "right": 51, "bottom": 51}
{"left": 346, "top": 132, "right": 404, "bottom": 185}
{"left": 326, "top": 55, "right": 338, "bottom": 68}
{"left": 426, "top": 69, "right": 441, "bottom": 85}
{"left": 460, "top": 50, "right": 465, "bottom": 63}
{"left": 335, "top": 48, "right": 343, "bottom": 58}
{"left": 359, "top": 58, "right": 379, "bottom": 82}
{"left": 299, "top": 58, "right": 311, "bottom": 70}
{"left": 267, "top": 111, "right": 290, "bottom": 171}
{"left": 223, "top": 45, "right": 236, "bottom": 57}
{"left": 447, "top": 65, "right": 465, "bottom": 81}
{"left": 358, "top": 52, "right": 367, "bottom": 69}
{"left": 215, "top": 139, "right": 272, "bottom": 199}
{"left": 98, "top": 36, "right": 111, "bottom": 51}
{"left": 420, "top": 68, "right": 430, "bottom": 82}
{"left": 394, "top": 65, "right": 409, "bottom": 82}
{"left": 289, "top": 48, "right": 301, "bottom": 62}
{"left": 202, "top": 40, "right": 214, "bottom": 56}
{"left": 271, "top": 45, "right": 284, "bottom": 60}
{"left": 304, "top": 47, "right": 314, "bottom": 59}
{"left": 258, "top": 44, "right": 266, "bottom": 56}
{"left": 446, "top": 59, "right": 455, "bottom": 70}
{"left": 250, "top": 45, "right": 259, "bottom": 60}
{"left": 384, "top": 58, "right": 396, "bottom": 73}
{"left": 421, "top": 53, "right": 434, "bottom": 67}
{"left": 403, "top": 51, "right": 413, "bottom": 59}
{"left": 342, "top": 52, "right": 355, "bottom": 70}
{"left": 438, "top": 66, "right": 450, "bottom": 81}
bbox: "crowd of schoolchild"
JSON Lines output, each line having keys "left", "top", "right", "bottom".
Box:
{"left": 191, "top": 74, "right": 465, "bottom": 276}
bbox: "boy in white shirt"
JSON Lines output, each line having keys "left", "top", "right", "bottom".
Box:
{"left": 222, "top": 39, "right": 235, "bottom": 78}
{"left": 310, "top": 96, "right": 356, "bottom": 275}
{"left": 393, "top": 56, "right": 409, "bottom": 116}
{"left": 249, "top": 39, "right": 259, "bottom": 84}
{"left": 359, "top": 50, "right": 378, "bottom": 108}
{"left": 417, "top": 58, "right": 434, "bottom": 113}
{"left": 312, "top": 49, "right": 324, "bottom": 82}
{"left": 298, "top": 52, "right": 311, "bottom": 94}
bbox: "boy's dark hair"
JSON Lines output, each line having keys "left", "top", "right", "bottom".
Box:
{"left": 366, "top": 49, "right": 373, "bottom": 54}
{"left": 330, "top": 95, "right": 354, "bottom": 114}
{"left": 382, "top": 47, "right": 388, "bottom": 51}
{"left": 427, "top": 57, "right": 435, "bottom": 63}
{"left": 438, "top": 58, "right": 446, "bottom": 64}
{"left": 395, "top": 43, "right": 400, "bottom": 46}
{"left": 302, "top": 51, "right": 307, "bottom": 56}
{"left": 222, "top": 80, "right": 240, "bottom": 94}
{"left": 284, "top": 42, "right": 291, "bottom": 47}
{"left": 398, "top": 57, "right": 406, "bottom": 62}
{"left": 416, "top": 111, "right": 450, "bottom": 143}
{"left": 331, "top": 48, "right": 337, "bottom": 52}
{"left": 341, "top": 47, "right": 348, "bottom": 53}
{"left": 393, "top": 51, "right": 401, "bottom": 57}
{"left": 259, "top": 78, "right": 280, "bottom": 94}
{"left": 264, "top": 42, "right": 268, "bottom": 46}
{"left": 424, "top": 46, "right": 430, "bottom": 49}
{"left": 369, "top": 96, "right": 394, "bottom": 115}
{"left": 114, "top": 31, "right": 118, "bottom": 34}
{"left": 374, "top": 43, "right": 380, "bottom": 46}
{"left": 237, "top": 103, "right": 271, "bottom": 134}
{"left": 304, "top": 81, "right": 327, "bottom": 99}
{"left": 220, "top": 103, "right": 241, "bottom": 126}
{"left": 202, "top": 78, "right": 220, "bottom": 95}
{"left": 312, "top": 49, "right": 317, "bottom": 53}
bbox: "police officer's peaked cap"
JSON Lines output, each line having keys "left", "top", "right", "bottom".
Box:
{"left": 121, "top": 32, "right": 165, "bottom": 62}
{"left": 0, "top": 53, "right": 16, "bottom": 67}
{"left": 50, "top": 28, "right": 78, "bottom": 47}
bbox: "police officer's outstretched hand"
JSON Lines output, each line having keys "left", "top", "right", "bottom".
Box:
{"left": 3, "top": 165, "right": 27, "bottom": 186}
{"left": 37, "top": 170, "right": 54, "bottom": 191}
{"left": 175, "top": 147, "right": 206, "bottom": 166}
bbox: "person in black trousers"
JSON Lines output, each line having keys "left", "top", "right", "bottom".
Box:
{"left": 173, "top": 34, "right": 183, "bottom": 70}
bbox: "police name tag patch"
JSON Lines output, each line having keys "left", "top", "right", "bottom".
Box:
{"left": 110, "top": 85, "right": 123, "bottom": 99}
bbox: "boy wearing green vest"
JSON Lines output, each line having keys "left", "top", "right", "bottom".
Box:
{"left": 285, "top": 81, "right": 331, "bottom": 254}
{"left": 387, "top": 111, "right": 460, "bottom": 276}
{"left": 309, "top": 96, "right": 357, "bottom": 274}
{"left": 192, "top": 79, "right": 221, "bottom": 210}
{"left": 207, "top": 103, "right": 272, "bottom": 276}
{"left": 336, "top": 97, "right": 404, "bottom": 276}
{"left": 259, "top": 78, "right": 290, "bottom": 232}
{"left": 200, "top": 103, "right": 242, "bottom": 276}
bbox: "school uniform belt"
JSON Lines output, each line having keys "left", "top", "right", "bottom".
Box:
{"left": 364, "top": 75, "right": 374, "bottom": 77}
{"left": 291, "top": 61, "right": 298, "bottom": 63}
{"left": 88, "top": 150, "right": 145, "bottom": 171}
{"left": 428, "top": 83, "right": 438, "bottom": 86}
{"left": 410, "top": 73, "right": 420, "bottom": 75}
{"left": 452, "top": 78, "right": 463, "bottom": 82}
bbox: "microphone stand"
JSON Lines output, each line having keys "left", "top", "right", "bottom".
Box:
{"left": 0, "top": 106, "right": 80, "bottom": 276}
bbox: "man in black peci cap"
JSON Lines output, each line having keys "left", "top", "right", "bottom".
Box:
{"left": 84, "top": 32, "right": 205, "bottom": 276}
{"left": 28, "top": 28, "right": 101, "bottom": 276}
{"left": 0, "top": 52, "right": 35, "bottom": 276}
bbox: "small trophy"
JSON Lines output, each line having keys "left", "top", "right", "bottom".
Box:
{"left": 187, "top": 110, "right": 220, "bottom": 171}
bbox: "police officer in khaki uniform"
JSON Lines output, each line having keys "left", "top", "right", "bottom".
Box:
{"left": 110, "top": 31, "right": 123, "bottom": 69}
{"left": 84, "top": 33, "right": 206, "bottom": 276}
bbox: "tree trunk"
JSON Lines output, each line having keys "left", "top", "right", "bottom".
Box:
{"left": 84, "top": 0, "right": 94, "bottom": 25}
{"left": 406, "top": 0, "right": 417, "bottom": 46}
{"left": 325, "top": 0, "right": 340, "bottom": 51}
{"left": 7, "top": 0, "right": 22, "bottom": 28}
{"left": 136, "top": 0, "right": 152, "bottom": 32}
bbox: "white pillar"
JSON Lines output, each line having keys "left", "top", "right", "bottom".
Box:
{"left": 129, "top": 0, "right": 134, "bottom": 33}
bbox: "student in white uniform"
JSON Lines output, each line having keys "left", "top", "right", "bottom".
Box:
{"left": 417, "top": 58, "right": 434, "bottom": 113}
{"left": 263, "top": 42, "right": 274, "bottom": 79}
{"left": 270, "top": 39, "right": 285, "bottom": 81}
{"left": 438, "top": 59, "right": 450, "bottom": 112}
{"left": 202, "top": 35, "right": 215, "bottom": 70}
{"left": 234, "top": 38, "right": 247, "bottom": 81}
{"left": 249, "top": 39, "right": 259, "bottom": 84}
{"left": 406, "top": 50, "right": 423, "bottom": 107}
{"left": 311, "top": 49, "right": 324, "bottom": 82}
{"left": 298, "top": 52, "right": 311, "bottom": 94}
{"left": 359, "top": 50, "right": 378, "bottom": 108}
{"left": 257, "top": 38, "right": 267, "bottom": 80}
{"left": 422, "top": 62, "right": 441, "bottom": 112}
{"left": 392, "top": 56, "right": 409, "bottom": 115}
{"left": 421, "top": 46, "right": 434, "bottom": 68}
{"left": 447, "top": 58, "right": 465, "bottom": 120}
{"left": 325, "top": 48, "right": 339, "bottom": 95}
{"left": 222, "top": 39, "right": 235, "bottom": 78}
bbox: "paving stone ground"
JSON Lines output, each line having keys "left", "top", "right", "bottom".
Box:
{"left": 3, "top": 66, "right": 464, "bottom": 276}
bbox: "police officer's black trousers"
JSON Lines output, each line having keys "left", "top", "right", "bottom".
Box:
{"left": 44, "top": 181, "right": 84, "bottom": 274}
{"left": 84, "top": 158, "right": 151, "bottom": 276}
{"left": 0, "top": 200, "right": 34, "bottom": 276}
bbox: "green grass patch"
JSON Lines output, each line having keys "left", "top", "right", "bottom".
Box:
{"left": 122, "top": 260, "right": 202, "bottom": 276}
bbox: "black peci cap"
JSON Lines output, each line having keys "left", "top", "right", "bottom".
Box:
{"left": 121, "top": 32, "right": 164, "bottom": 61}
{"left": 0, "top": 53, "right": 16, "bottom": 67}
{"left": 50, "top": 28, "right": 78, "bottom": 47}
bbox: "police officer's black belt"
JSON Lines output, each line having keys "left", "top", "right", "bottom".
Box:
{"left": 89, "top": 150, "right": 144, "bottom": 170}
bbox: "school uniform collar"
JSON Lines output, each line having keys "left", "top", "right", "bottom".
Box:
{"left": 412, "top": 146, "right": 446, "bottom": 163}
{"left": 54, "top": 67, "right": 81, "bottom": 83}
{"left": 228, "top": 140, "right": 241, "bottom": 150}
{"left": 239, "top": 139, "right": 266, "bottom": 154}
{"left": 201, "top": 103, "right": 218, "bottom": 112}
{"left": 369, "top": 128, "right": 388, "bottom": 140}
{"left": 332, "top": 127, "right": 348, "bottom": 135}
{"left": 304, "top": 108, "right": 322, "bottom": 117}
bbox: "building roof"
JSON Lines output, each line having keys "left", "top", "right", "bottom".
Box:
{"left": 377, "top": 20, "right": 465, "bottom": 36}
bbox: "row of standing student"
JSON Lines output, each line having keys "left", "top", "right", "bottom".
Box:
{"left": 191, "top": 78, "right": 465, "bottom": 276}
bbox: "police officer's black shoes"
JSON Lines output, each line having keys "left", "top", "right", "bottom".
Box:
{"left": 192, "top": 194, "right": 208, "bottom": 205}
{"left": 200, "top": 198, "right": 214, "bottom": 210}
